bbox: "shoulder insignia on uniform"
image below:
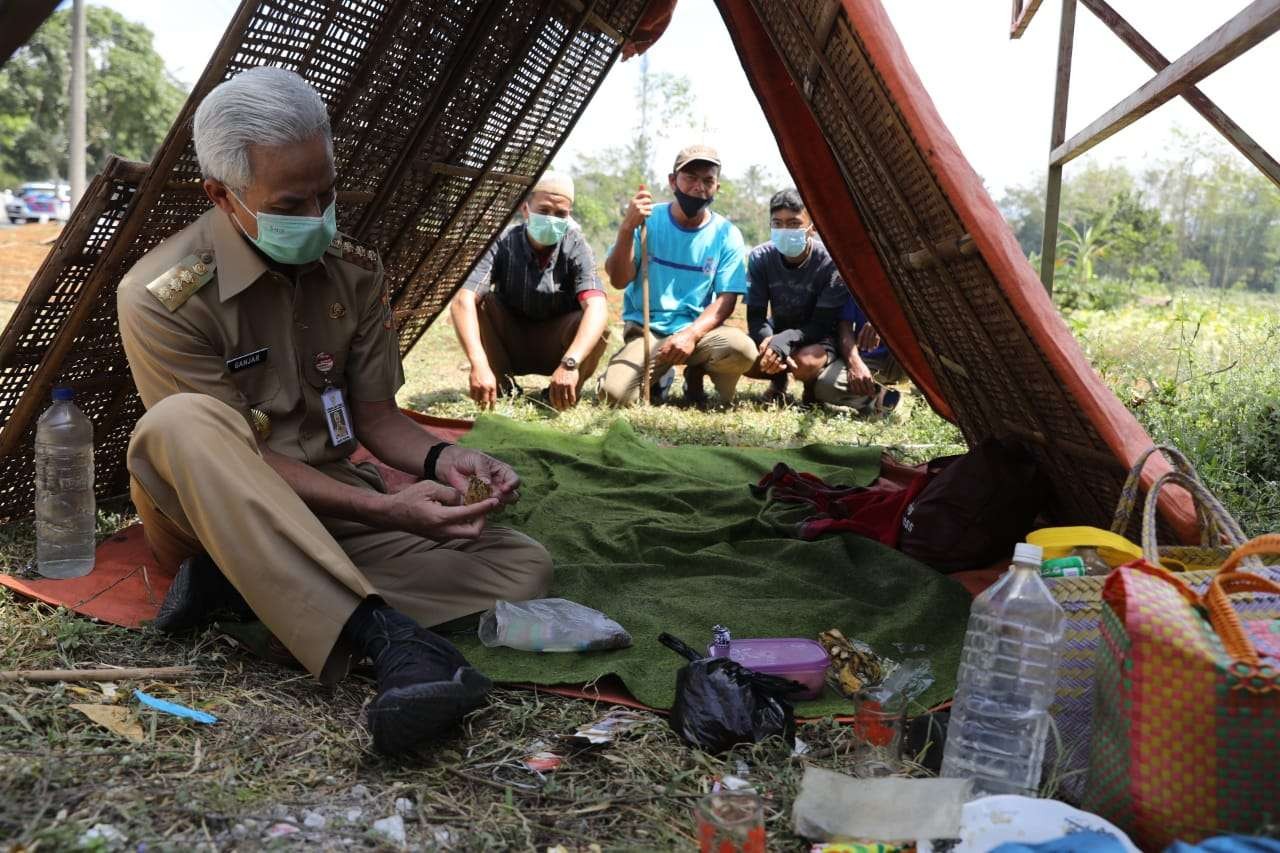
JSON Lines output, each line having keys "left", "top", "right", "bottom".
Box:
{"left": 325, "top": 232, "right": 379, "bottom": 271}
{"left": 146, "top": 251, "right": 216, "bottom": 312}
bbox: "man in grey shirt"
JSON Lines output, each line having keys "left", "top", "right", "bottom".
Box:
{"left": 745, "top": 188, "right": 899, "bottom": 410}
{"left": 451, "top": 172, "right": 609, "bottom": 411}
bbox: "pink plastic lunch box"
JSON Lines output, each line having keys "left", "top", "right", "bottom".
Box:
{"left": 707, "top": 637, "right": 830, "bottom": 700}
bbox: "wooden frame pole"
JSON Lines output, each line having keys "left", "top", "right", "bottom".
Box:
{"left": 1039, "top": 0, "right": 1076, "bottom": 292}
{"left": 1050, "top": 0, "right": 1280, "bottom": 167}
{"left": 1010, "top": 0, "right": 1046, "bottom": 39}
{"left": 1077, "top": 0, "right": 1280, "bottom": 191}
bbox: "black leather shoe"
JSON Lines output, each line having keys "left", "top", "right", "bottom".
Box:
{"left": 354, "top": 608, "right": 492, "bottom": 754}
{"left": 152, "top": 553, "right": 253, "bottom": 633}
{"left": 367, "top": 667, "right": 493, "bottom": 754}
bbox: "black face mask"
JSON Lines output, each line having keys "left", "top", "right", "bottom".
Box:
{"left": 673, "top": 187, "right": 713, "bottom": 219}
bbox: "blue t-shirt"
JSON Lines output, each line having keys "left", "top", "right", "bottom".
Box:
{"left": 619, "top": 203, "right": 749, "bottom": 336}
{"left": 839, "top": 294, "right": 890, "bottom": 360}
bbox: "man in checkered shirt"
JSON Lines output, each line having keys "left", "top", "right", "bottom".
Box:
{"left": 450, "top": 172, "right": 609, "bottom": 411}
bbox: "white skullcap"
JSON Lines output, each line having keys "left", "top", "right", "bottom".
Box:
{"left": 532, "top": 171, "right": 574, "bottom": 202}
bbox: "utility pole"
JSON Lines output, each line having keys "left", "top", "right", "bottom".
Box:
{"left": 69, "top": 0, "right": 87, "bottom": 210}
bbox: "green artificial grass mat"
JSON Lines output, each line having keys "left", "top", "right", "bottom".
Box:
{"left": 451, "top": 415, "right": 971, "bottom": 716}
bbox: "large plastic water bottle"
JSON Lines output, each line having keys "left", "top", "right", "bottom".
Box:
{"left": 35, "top": 387, "right": 95, "bottom": 578}
{"left": 940, "top": 542, "right": 1064, "bottom": 797}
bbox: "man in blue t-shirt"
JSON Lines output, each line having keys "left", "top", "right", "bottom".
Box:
{"left": 599, "top": 144, "right": 756, "bottom": 407}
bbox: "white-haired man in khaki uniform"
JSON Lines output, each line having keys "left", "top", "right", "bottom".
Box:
{"left": 117, "top": 67, "right": 552, "bottom": 755}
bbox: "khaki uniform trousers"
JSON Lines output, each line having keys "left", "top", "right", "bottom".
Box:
{"left": 813, "top": 350, "right": 905, "bottom": 408}
{"left": 598, "top": 322, "right": 757, "bottom": 407}
{"left": 476, "top": 294, "right": 609, "bottom": 392}
{"left": 126, "top": 393, "right": 552, "bottom": 683}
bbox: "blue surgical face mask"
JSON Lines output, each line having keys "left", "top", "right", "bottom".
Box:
{"left": 771, "top": 227, "right": 809, "bottom": 259}
{"left": 526, "top": 212, "right": 569, "bottom": 246}
{"left": 229, "top": 189, "right": 337, "bottom": 265}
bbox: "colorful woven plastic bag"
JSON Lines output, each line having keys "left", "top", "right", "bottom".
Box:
{"left": 1033, "top": 448, "right": 1267, "bottom": 802}
{"left": 1085, "top": 524, "right": 1280, "bottom": 850}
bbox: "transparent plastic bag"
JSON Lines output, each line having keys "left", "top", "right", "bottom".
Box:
{"left": 478, "top": 598, "right": 632, "bottom": 652}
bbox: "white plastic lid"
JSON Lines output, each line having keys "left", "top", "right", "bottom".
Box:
{"left": 1013, "top": 542, "right": 1044, "bottom": 565}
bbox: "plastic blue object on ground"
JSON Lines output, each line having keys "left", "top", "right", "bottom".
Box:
{"left": 133, "top": 689, "right": 217, "bottom": 724}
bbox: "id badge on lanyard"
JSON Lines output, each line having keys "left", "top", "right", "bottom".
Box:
{"left": 321, "top": 385, "right": 353, "bottom": 446}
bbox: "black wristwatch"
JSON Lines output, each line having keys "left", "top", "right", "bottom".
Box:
{"left": 561, "top": 355, "right": 579, "bottom": 370}
{"left": 423, "top": 441, "right": 453, "bottom": 482}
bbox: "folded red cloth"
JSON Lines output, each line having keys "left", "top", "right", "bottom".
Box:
{"left": 754, "top": 462, "right": 933, "bottom": 547}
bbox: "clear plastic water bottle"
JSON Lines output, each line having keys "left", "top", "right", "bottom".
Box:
{"left": 35, "top": 387, "right": 95, "bottom": 578}
{"left": 940, "top": 542, "right": 1064, "bottom": 797}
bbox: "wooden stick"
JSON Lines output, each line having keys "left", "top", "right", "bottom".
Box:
{"left": 639, "top": 215, "right": 652, "bottom": 406}
{"left": 0, "top": 666, "right": 197, "bottom": 683}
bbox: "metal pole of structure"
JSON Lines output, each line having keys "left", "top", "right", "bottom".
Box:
{"left": 69, "top": 0, "right": 87, "bottom": 210}
{"left": 1039, "top": 0, "right": 1077, "bottom": 293}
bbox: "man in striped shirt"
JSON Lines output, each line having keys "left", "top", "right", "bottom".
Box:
{"left": 451, "top": 172, "right": 609, "bottom": 411}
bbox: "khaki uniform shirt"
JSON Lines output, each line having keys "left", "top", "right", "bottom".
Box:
{"left": 118, "top": 207, "right": 404, "bottom": 466}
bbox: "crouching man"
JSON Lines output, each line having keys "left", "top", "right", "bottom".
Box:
{"left": 117, "top": 67, "right": 552, "bottom": 755}
{"left": 746, "top": 188, "right": 900, "bottom": 411}
{"left": 450, "top": 172, "right": 609, "bottom": 411}
{"left": 598, "top": 144, "right": 756, "bottom": 407}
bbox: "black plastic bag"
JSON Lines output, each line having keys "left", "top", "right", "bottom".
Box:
{"left": 659, "top": 633, "right": 802, "bottom": 754}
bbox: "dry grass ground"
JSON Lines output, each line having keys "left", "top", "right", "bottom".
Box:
{"left": 0, "top": 287, "right": 956, "bottom": 851}
{"left": 0, "top": 594, "right": 902, "bottom": 851}
{"left": 398, "top": 292, "right": 962, "bottom": 457}
{"left": 0, "top": 223, "right": 62, "bottom": 302}
{"left": 1, "top": 267, "right": 1276, "bottom": 849}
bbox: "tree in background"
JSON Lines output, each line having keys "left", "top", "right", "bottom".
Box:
{"left": 0, "top": 6, "right": 186, "bottom": 188}
{"left": 1147, "top": 132, "right": 1280, "bottom": 293}
{"left": 712, "top": 162, "right": 773, "bottom": 248}
{"left": 999, "top": 132, "right": 1280, "bottom": 298}
{"left": 570, "top": 61, "right": 777, "bottom": 260}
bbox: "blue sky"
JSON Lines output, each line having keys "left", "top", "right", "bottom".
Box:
{"left": 86, "top": 0, "right": 1279, "bottom": 195}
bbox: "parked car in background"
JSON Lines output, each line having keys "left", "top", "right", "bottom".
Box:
{"left": 6, "top": 182, "right": 71, "bottom": 224}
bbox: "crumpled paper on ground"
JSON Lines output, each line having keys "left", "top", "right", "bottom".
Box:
{"left": 792, "top": 766, "right": 970, "bottom": 841}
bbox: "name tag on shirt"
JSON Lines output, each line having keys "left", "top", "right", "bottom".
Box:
{"left": 226, "top": 347, "right": 268, "bottom": 372}
{"left": 321, "top": 386, "right": 353, "bottom": 447}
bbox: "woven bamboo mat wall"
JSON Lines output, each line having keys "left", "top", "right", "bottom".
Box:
{"left": 0, "top": 0, "right": 652, "bottom": 525}
{"left": 736, "top": 0, "right": 1139, "bottom": 533}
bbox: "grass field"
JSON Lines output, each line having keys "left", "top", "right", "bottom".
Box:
{"left": 398, "top": 295, "right": 964, "bottom": 459}
{"left": 1, "top": 286, "right": 1277, "bottom": 850}
{"left": 401, "top": 287, "right": 1280, "bottom": 534}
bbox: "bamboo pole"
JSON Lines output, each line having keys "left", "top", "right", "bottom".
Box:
{"left": 0, "top": 666, "right": 197, "bottom": 683}
{"left": 639, "top": 213, "right": 652, "bottom": 406}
